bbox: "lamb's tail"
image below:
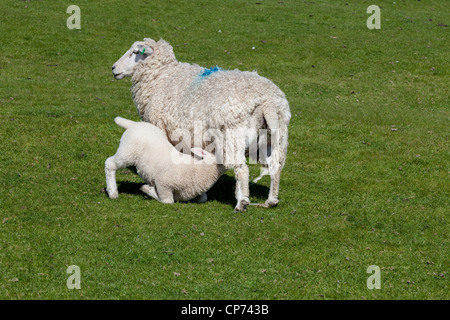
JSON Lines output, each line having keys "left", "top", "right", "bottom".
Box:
{"left": 114, "top": 117, "right": 135, "bottom": 130}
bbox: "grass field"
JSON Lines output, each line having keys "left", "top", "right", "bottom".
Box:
{"left": 0, "top": 0, "right": 448, "bottom": 299}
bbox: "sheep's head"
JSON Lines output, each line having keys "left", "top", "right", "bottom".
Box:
{"left": 112, "top": 38, "right": 156, "bottom": 79}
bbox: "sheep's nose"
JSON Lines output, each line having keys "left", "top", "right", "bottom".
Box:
{"left": 112, "top": 65, "right": 116, "bottom": 71}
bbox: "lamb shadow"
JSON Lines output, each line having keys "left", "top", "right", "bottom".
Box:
{"left": 117, "top": 181, "right": 143, "bottom": 196}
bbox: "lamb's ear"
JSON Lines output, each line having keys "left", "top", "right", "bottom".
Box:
{"left": 191, "top": 147, "right": 207, "bottom": 160}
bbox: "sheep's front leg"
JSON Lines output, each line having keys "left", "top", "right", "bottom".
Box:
{"left": 233, "top": 164, "right": 250, "bottom": 212}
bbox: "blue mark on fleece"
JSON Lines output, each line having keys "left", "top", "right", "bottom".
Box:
{"left": 189, "top": 66, "right": 225, "bottom": 91}
{"left": 200, "top": 66, "right": 222, "bottom": 77}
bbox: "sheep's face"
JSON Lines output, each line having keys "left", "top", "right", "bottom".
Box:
{"left": 112, "top": 40, "right": 153, "bottom": 79}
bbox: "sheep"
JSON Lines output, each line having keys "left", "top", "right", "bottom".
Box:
{"left": 105, "top": 117, "right": 226, "bottom": 204}
{"left": 111, "top": 38, "right": 291, "bottom": 212}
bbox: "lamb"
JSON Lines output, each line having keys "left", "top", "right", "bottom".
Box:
{"left": 105, "top": 117, "right": 226, "bottom": 204}
{"left": 111, "top": 38, "right": 291, "bottom": 212}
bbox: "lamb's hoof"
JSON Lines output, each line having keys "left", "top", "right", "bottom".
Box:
{"left": 234, "top": 198, "right": 250, "bottom": 212}
{"left": 140, "top": 184, "right": 152, "bottom": 193}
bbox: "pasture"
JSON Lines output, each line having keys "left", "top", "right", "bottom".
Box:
{"left": 0, "top": 0, "right": 448, "bottom": 299}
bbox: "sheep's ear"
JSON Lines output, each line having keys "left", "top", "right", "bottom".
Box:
{"left": 143, "top": 38, "right": 157, "bottom": 46}
{"left": 191, "top": 148, "right": 207, "bottom": 160}
{"left": 133, "top": 42, "right": 153, "bottom": 56}
{"left": 142, "top": 38, "right": 157, "bottom": 53}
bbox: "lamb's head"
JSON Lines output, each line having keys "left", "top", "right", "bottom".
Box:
{"left": 112, "top": 38, "right": 156, "bottom": 79}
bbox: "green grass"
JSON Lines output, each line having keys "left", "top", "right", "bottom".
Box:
{"left": 0, "top": 0, "right": 448, "bottom": 299}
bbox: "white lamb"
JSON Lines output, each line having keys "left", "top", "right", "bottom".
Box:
{"left": 111, "top": 38, "right": 291, "bottom": 212}
{"left": 105, "top": 117, "right": 226, "bottom": 204}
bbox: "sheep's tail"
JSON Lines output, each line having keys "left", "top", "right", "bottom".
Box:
{"left": 114, "top": 117, "right": 135, "bottom": 130}
{"left": 262, "top": 99, "right": 291, "bottom": 176}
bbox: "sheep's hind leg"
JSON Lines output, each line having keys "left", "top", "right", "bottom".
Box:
{"left": 233, "top": 164, "right": 250, "bottom": 212}
{"left": 260, "top": 169, "right": 281, "bottom": 208}
{"left": 255, "top": 144, "right": 282, "bottom": 208}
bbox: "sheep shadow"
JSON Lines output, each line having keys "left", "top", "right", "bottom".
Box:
{"left": 113, "top": 174, "right": 269, "bottom": 208}
{"left": 203, "top": 174, "right": 270, "bottom": 207}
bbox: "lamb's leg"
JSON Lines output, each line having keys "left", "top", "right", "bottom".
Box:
{"left": 156, "top": 185, "right": 174, "bottom": 204}
{"left": 140, "top": 184, "right": 159, "bottom": 200}
{"left": 233, "top": 164, "right": 250, "bottom": 212}
{"left": 253, "top": 145, "right": 271, "bottom": 183}
{"left": 105, "top": 156, "right": 120, "bottom": 199}
{"left": 105, "top": 146, "right": 133, "bottom": 199}
{"left": 253, "top": 166, "right": 269, "bottom": 183}
{"left": 141, "top": 183, "right": 174, "bottom": 204}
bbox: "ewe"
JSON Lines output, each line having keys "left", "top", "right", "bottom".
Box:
{"left": 105, "top": 117, "right": 226, "bottom": 204}
{"left": 112, "top": 38, "right": 291, "bottom": 212}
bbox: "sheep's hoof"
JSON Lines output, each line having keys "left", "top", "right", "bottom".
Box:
{"left": 234, "top": 198, "right": 250, "bottom": 212}
{"left": 107, "top": 191, "right": 119, "bottom": 199}
{"left": 256, "top": 198, "right": 279, "bottom": 208}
